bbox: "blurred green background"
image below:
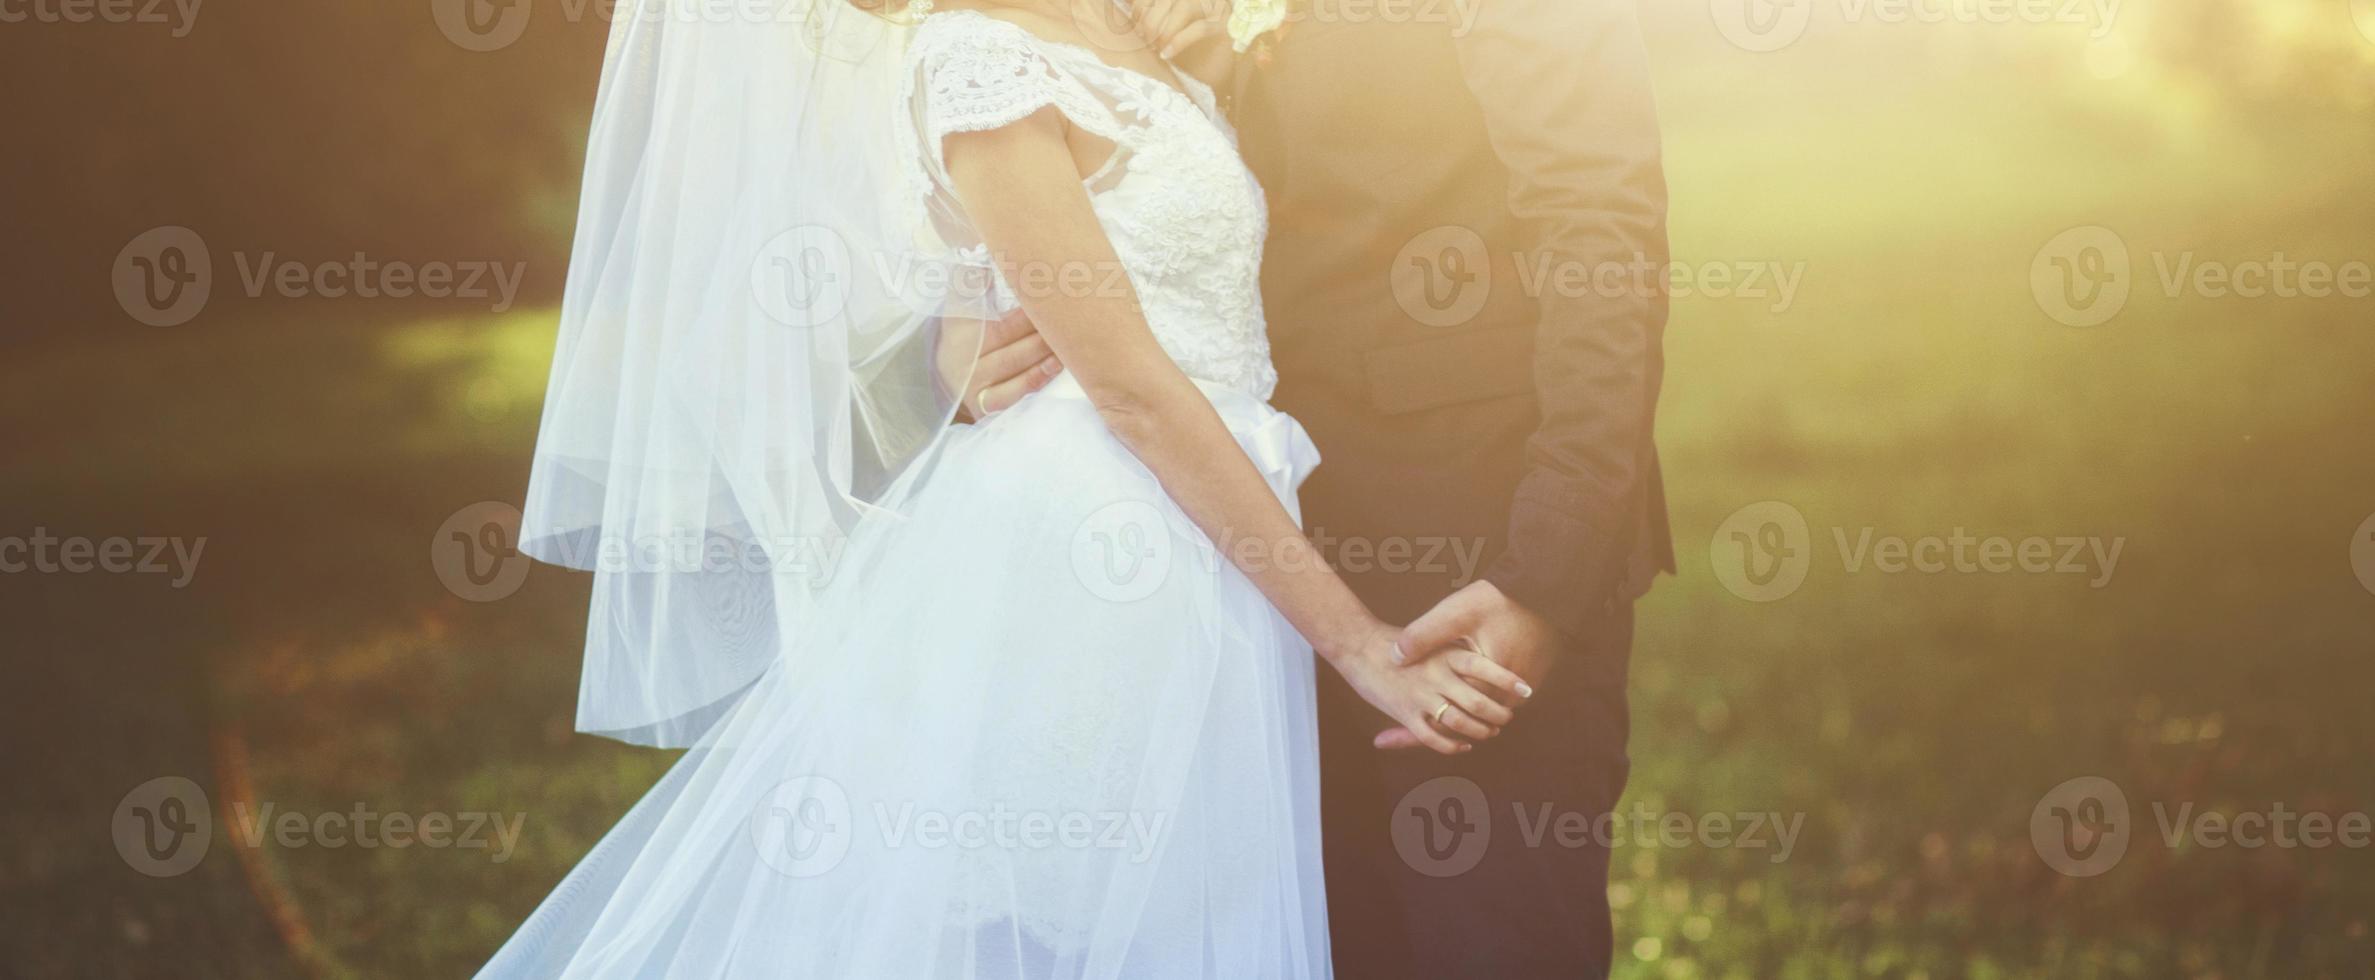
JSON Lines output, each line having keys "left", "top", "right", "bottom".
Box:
{"left": 3, "top": 1, "right": 2373, "bottom": 978}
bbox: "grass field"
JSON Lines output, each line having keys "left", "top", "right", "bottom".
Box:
{"left": 6, "top": 24, "right": 2372, "bottom": 980}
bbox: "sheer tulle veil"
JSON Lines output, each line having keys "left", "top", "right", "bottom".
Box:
{"left": 521, "top": 0, "right": 966, "bottom": 747}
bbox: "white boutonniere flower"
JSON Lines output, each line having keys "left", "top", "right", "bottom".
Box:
{"left": 1227, "top": 0, "right": 1290, "bottom": 54}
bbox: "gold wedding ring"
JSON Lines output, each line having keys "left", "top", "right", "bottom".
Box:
{"left": 1432, "top": 700, "right": 1454, "bottom": 726}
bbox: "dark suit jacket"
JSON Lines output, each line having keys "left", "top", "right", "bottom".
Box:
{"left": 1230, "top": 0, "right": 1675, "bottom": 639}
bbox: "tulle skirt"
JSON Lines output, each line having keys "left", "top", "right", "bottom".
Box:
{"left": 481, "top": 376, "right": 1331, "bottom": 979}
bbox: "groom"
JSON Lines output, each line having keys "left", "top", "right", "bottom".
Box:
{"left": 957, "top": 1, "right": 1672, "bottom": 975}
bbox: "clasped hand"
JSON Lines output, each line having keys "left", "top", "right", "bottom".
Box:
{"left": 1362, "top": 581, "right": 1562, "bottom": 754}
{"left": 1328, "top": 591, "right": 1542, "bottom": 756}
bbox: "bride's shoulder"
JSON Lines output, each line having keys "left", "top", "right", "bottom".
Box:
{"left": 905, "top": 5, "right": 1137, "bottom": 147}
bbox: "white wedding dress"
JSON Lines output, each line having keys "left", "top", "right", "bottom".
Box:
{"left": 482, "top": 11, "right": 1330, "bottom": 979}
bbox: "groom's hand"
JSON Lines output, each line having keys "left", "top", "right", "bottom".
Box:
{"left": 1374, "top": 581, "right": 1556, "bottom": 751}
{"left": 937, "top": 310, "right": 1061, "bottom": 421}
{"left": 1129, "top": 0, "right": 1233, "bottom": 84}
{"left": 1132, "top": 0, "right": 1224, "bottom": 59}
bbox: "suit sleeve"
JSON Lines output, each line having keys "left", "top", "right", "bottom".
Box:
{"left": 1454, "top": 0, "right": 1669, "bottom": 637}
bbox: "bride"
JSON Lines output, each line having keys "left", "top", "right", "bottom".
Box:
{"left": 484, "top": 0, "right": 1527, "bottom": 975}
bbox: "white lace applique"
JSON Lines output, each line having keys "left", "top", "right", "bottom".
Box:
{"left": 901, "top": 10, "right": 1276, "bottom": 400}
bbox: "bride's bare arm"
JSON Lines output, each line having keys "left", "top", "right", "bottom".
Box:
{"left": 944, "top": 110, "right": 1523, "bottom": 753}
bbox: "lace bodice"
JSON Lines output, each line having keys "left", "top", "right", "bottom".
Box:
{"left": 901, "top": 10, "right": 1277, "bottom": 399}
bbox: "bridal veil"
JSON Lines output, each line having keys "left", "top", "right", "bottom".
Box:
{"left": 520, "top": 0, "right": 971, "bottom": 746}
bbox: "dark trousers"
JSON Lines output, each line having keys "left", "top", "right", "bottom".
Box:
{"left": 1319, "top": 605, "right": 1635, "bottom": 980}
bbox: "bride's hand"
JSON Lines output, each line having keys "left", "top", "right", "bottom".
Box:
{"left": 1326, "top": 619, "right": 1526, "bottom": 755}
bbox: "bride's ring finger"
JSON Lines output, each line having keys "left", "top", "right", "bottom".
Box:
{"left": 1428, "top": 699, "right": 1496, "bottom": 741}
{"left": 1438, "top": 671, "right": 1516, "bottom": 728}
